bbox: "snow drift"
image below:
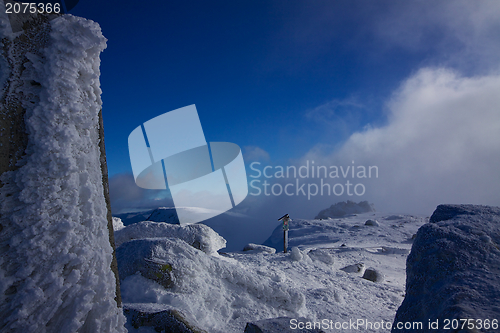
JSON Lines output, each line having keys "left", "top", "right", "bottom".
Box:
{"left": 393, "top": 204, "right": 500, "bottom": 332}
{"left": 0, "top": 11, "right": 125, "bottom": 333}
{"left": 116, "top": 223, "right": 307, "bottom": 332}
{"left": 114, "top": 221, "right": 226, "bottom": 254}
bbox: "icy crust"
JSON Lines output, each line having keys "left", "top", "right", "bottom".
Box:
{"left": 118, "top": 237, "right": 308, "bottom": 333}
{"left": 114, "top": 221, "right": 226, "bottom": 254}
{"left": 0, "top": 15, "right": 126, "bottom": 332}
{"left": 393, "top": 204, "right": 500, "bottom": 332}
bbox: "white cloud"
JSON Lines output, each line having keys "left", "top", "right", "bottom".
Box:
{"left": 303, "top": 68, "right": 500, "bottom": 214}
{"left": 243, "top": 146, "right": 270, "bottom": 162}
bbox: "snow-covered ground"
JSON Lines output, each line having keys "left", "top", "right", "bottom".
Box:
{"left": 116, "top": 211, "right": 428, "bottom": 332}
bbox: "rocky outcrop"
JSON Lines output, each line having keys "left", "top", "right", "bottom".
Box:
{"left": 392, "top": 204, "right": 500, "bottom": 332}
{"left": 124, "top": 304, "right": 207, "bottom": 333}
{"left": 114, "top": 220, "right": 226, "bottom": 254}
{"left": 315, "top": 200, "right": 375, "bottom": 219}
{"left": 244, "top": 317, "right": 325, "bottom": 333}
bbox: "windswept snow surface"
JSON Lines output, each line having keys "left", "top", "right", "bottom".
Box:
{"left": 121, "top": 212, "right": 427, "bottom": 332}
{"left": 0, "top": 14, "right": 126, "bottom": 332}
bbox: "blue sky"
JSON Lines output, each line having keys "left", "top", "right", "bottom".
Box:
{"left": 71, "top": 0, "right": 436, "bottom": 172}
{"left": 68, "top": 1, "right": 500, "bottom": 248}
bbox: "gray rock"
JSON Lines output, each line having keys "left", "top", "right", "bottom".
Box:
{"left": 365, "top": 219, "right": 380, "bottom": 226}
{"left": 116, "top": 238, "right": 181, "bottom": 284}
{"left": 290, "top": 247, "right": 303, "bottom": 261}
{"left": 341, "top": 263, "right": 365, "bottom": 274}
{"left": 244, "top": 317, "right": 325, "bottom": 333}
{"left": 392, "top": 204, "right": 500, "bottom": 332}
{"left": 308, "top": 249, "right": 334, "bottom": 265}
{"left": 243, "top": 243, "right": 276, "bottom": 254}
{"left": 362, "top": 268, "right": 384, "bottom": 282}
{"left": 315, "top": 200, "right": 375, "bottom": 219}
{"left": 384, "top": 215, "right": 404, "bottom": 221}
{"left": 124, "top": 303, "right": 207, "bottom": 333}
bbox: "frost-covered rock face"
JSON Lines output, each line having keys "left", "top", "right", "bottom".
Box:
{"left": 0, "top": 12, "right": 126, "bottom": 333}
{"left": 117, "top": 237, "right": 307, "bottom": 331}
{"left": 393, "top": 204, "right": 500, "bottom": 332}
{"left": 315, "top": 200, "right": 375, "bottom": 219}
{"left": 114, "top": 221, "right": 226, "bottom": 254}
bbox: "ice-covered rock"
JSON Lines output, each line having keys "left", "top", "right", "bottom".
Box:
{"left": 124, "top": 303, "right": 206, "bottom": 333}
{"left": 341, "top": 263, "right": 365, "bottom": 274}
{"left": 243, "top": 243, "right": 276, "bottom": 254}
{"left": 307, "top": 249, "right": 334, "bottom": 265}
{"left": 365, "top": 219, "right": 380, "bottom": 226}
{"left": 0, "top": 13, "right": 126, "bottom": 332}
{"left": 393, "top": 204, "right": 500, "bottom": 332}
{"left": 114, "top": 221, "right": 226, "bottom": 254}
{"left": 315, "top": 200, "right": 375, "bottom": 219}
{"left": 244, "top": 317, "right": 325, "bottom": 333}
{"left": 118, "top": 238, "right": 307, "bottom": 331}
{"left": 113, "top": 217, "right": 125, "bottom": 231}
{"left": 362, "top": 268, "right": 384, "bottom": 282}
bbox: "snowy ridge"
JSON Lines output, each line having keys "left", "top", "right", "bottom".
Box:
{"left": 120, "top": 212, "right": 427, "bottom": 332}
{"left": 0, "top": 15, "right": 126, "bottom": 332}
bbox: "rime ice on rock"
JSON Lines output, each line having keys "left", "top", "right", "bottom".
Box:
{"left": 0, "top": 11, "right": 126, "bottom": 333}
{"left": 114, "top": 221, "right": 226, "bottom": 254}
{"left": 393, "top": 204, "right": 500, "bottom": 332}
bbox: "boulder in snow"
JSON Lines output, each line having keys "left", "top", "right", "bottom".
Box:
{"left": 362, "top": 268, "right": 384, "bottom": 282}
{"left": 393, "top": 204, "right": 500, "bottom": 332}
{"left": 244, "top": 317, "right": 325, "bottom": 333}
{"left": 114, "top": 221, "right": 226, "bottom": 254}
{"left": 124, "top": 303, "right": 206, "bottom": 333}
{"left": 243, "top": 243, "right": 276, "bottom": 254}
{"left": 341, "top": 263, "right": 365, "bottom": 274}
{"left": 364, "top": 219, "right": 380, "bottom": 226}
{"left": 116, "top": 238, "right": 178, "bottom": 286}
{"left": 315, "top": 200, "right": 375, "bottom": 219}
